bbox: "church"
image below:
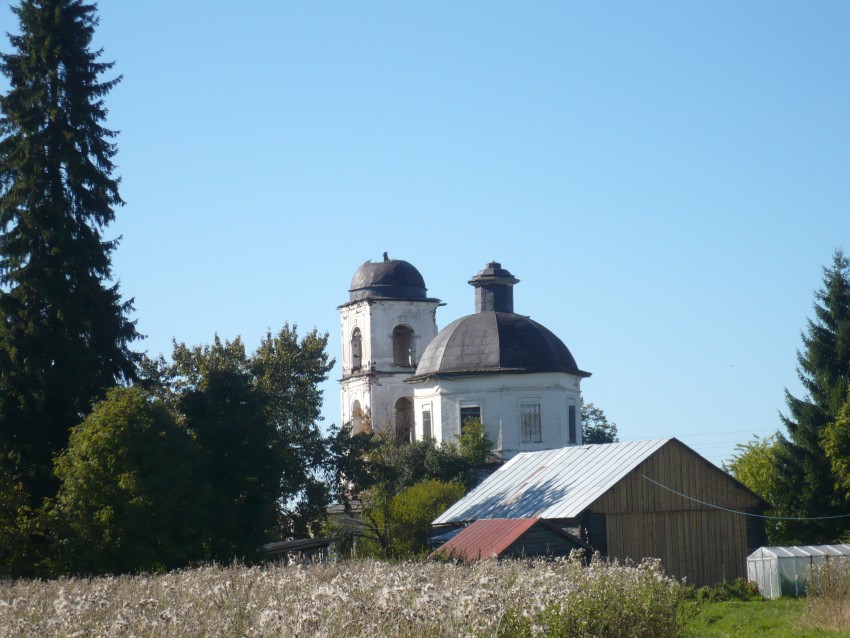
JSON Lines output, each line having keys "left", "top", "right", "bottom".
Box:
{"left": 339, "top": 256, "right": 591, "bottom": 458}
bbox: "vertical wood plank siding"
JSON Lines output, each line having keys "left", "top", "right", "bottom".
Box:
{"left": 592, "top": 440, "right": 762, "bottom": 586}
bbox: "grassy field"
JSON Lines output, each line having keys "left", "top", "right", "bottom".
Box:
{"left": 684, "top": 598, "right": 849, "bottom": 638}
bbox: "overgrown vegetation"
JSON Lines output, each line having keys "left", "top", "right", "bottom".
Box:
{"left": 8, "top": 559, "right": 850, "bottom": 637}
{"left": 805, "top": 557, "right": 850, "bottom": 633}
{"left": 0, "top": 557, "right": 686, "bottom": 638}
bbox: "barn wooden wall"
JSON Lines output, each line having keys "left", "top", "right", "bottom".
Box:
{"left": 605, "top": 510, "right": 748, "bottom": 586}
{"left": 592, "top": 440, "right": 764, "bottom": 587}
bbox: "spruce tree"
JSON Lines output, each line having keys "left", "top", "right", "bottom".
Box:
{"left": 0, "top": 0, "right": 139, "bottom": 506}
{"left": 775, "top": 249, "right": 850, "bottom": 542}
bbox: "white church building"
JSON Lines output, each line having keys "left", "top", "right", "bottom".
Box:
{"left": 339, "top": 257, "right": 590, "bottom": 458}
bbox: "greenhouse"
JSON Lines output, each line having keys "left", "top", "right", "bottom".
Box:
{"left": 746, "top": 544, "right": 850, "bottom": 598}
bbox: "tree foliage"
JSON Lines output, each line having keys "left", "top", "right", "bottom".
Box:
{"left": 0, "top": 470, "right": 35, "bottom": 577}
{"left": 51, "top": 387, "right": 202, "bottom": 574}
{"left": 775, "top": 249, "right": 850, "bottom": 542}
{"left": 141, "top": 325, "right": 334, "bottom": 561}
{"left": 371, "top": 479, "right": 465, "bottom": 558}
{"left": 822, "top": 389, "right": 850, "bottom": 497}
{"left": 581, "top": 401, "right": 619, "bottom": 444}
{"left": 724, "top": 434, "right": 786, "bottom": 543}
{"left": 0, "top": 0, "right": 140, "bottom": 511}
{"left": 457, "top": 417, "right": 496, "bottom": 465}
{"left": 328, "top": 424, "right": 496, "bottom": 558}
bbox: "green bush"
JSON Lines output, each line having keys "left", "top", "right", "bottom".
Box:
{"left": 688, "top": 578, "right": 761, "bottom": 603}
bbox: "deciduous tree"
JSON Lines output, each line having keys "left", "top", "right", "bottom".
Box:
{"left": 51, "top": 387, "right": 202, "bottom": 574}
{"left": 327, "top": 426, "right": 494, "bottom": 558}
{"left": 386, "top": 479, "right": 465, "bottom": 557}
{"left": 142, "top": 325, "right": 334, "bottom": 561}
{"left": 822, "top": 390, "right": 850, "bottom": 497}
{"left": 581, "top": 401, "right": 619, "bottom": 444}
{"left": 724, "top": 434, "right": 786, "bottom": 543}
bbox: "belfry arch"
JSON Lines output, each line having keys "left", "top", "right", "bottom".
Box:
{"left": 395, "top": 397, "right": 413, "bottom": 445}
{"left": 350, "top": 327, "right": 362, "bottom": 371}
{"left": 351, "top": 400, "right": 364, "bottom": 433}
{"left": 392, "top": 325, "right": 414, "bottom": 367}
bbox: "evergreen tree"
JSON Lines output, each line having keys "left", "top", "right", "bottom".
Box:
{"left": 0, "top": 0, "right": 139, "bottom": 506}
{"left": 775, "top": 249, "right": 850, "bottom": 542}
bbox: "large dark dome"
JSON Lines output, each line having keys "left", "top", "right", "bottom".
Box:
{"left": 348, "top": 259, "right": 428, "bottom": 302}
{"left": 408, "top": 312, "right": 590, "bottom": 380}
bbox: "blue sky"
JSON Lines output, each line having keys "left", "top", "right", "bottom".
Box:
{"left": 3, "top": 1, "right": 848, "bottom": 466}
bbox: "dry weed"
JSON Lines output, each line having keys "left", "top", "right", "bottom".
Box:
{"left": 804, "top": 558, "right": 850, "bottom": 633}
{"left": 0, "top": 556, "right": 684, "bottom": 637}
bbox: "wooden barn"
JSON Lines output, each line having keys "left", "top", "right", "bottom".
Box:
{"left": 432, "top": 438, "right": 770, "bottom": 586}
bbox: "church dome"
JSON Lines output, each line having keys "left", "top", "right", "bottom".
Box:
{"left": 349, "top": 257, "right": 428, "bottom": 302}
{"left": 409, "top": 311, "right": 589, "bottom": 380}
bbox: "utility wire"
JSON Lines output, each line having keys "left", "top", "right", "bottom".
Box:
{"left": 641, "top": 474, "right": 850, "bottom": 521}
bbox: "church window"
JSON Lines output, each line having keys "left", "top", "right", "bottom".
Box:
{"left": 392, "top": 325, "right": 414, "bottom": 367}
{"left": 569, "top": 405, "right": 577, "bottom": 444}
{"left": 351, "top": 400, "right": 363, "bottom": 433}
{"left": 521, "top": 402, "right": 542, "bottom": 443}
{"left": 350, "top": 328, "right": 362, "bottom": 371}
{"left": 422, "top": 406, "right": 432, "bottom": 440}
{"left": 395, "top": 397, "right": 413, "bottom": 445}
{"left": 460, "top": 406, "right": 481, "bottom": 434}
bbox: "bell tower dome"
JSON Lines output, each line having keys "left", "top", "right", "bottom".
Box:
{"left": 339, "top": 255, "right": 441, "bottom": 443}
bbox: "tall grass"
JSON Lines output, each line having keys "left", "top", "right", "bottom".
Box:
{"left": 804, "top": 558, "right": 850, "bottom": 633}
{"left": 0, "top": 555, "right": 685, "bottom": 637}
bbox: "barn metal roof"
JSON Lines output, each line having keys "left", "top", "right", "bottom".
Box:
{"left": 433, "top": 439, "right": 672, "bottom": 524}
{"left": 431, "top": 518, "right": 539, "bottom": 561}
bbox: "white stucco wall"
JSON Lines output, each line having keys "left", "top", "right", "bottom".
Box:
{"left": 411, "top": 371, "right": 583, "bottom": 457}
{"left": 339, "top": 298, "right": 440, "bottom": 432}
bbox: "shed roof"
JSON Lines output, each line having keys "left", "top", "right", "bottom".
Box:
{"left": 431, "top": 518, "right": 539, "bottom": 561}
{"left": 262, "top": 536, "right": 338, "bottom": 556}
{"left": 434, "top": 439, "right": 672, "bottom": 524}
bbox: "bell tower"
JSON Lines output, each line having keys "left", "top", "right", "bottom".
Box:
{"left": 339, "top": 255, "right": 441, "bottom": 443}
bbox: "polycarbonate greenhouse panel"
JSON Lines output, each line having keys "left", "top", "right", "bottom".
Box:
{"left": 746, "top": 545, "right": 850, "bottom": 598}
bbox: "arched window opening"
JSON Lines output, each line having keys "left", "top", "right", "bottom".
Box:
{"left": 392, "top": 325, "right": 414, "bottom": 367}
{"left": 395, "top": 397, "right": 413, "bottom": 445}
{"left": 351, "top": 400, "right": 363, "bottom": 433}
{"left": 351, "top": 327, "right": 362, "bottom": 371}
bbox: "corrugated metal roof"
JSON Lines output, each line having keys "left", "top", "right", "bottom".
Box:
{"left": 434, "top": 439, "right": 671, "bottom": 524}
{"left": 431, "top": 518, "right": 539, "bottom": 561}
